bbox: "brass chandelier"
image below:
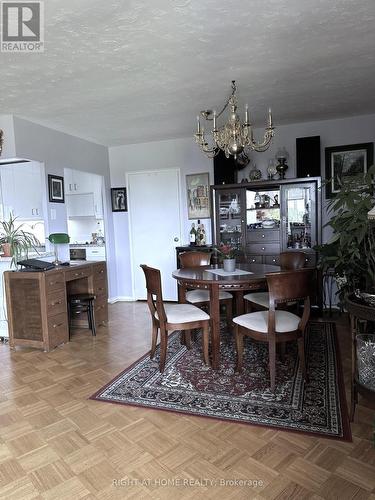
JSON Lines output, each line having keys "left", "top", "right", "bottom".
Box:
{"left": 194, "top": 81, "right": 275, "bottom": 159}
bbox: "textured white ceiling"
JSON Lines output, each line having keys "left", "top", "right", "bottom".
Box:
{"left": 1, "top": 0, "right": 375, "bottom": 146}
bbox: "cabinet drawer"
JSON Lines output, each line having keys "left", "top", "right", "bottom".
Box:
{"left": 65, "top": 267, "right": 90, "bottom": 281}
{"left": 46, "top": 290, "right": 67, "bottom": 317}
{"left": 47, "top": 312, "right": 69, "bottom": 349}
{"left": 264, "top": 255, "right": 280, "bottom": 265}
{"left": 95, "top": 301, "right": 108, "bottom": 325}
{"left": 92, "top": 262, "right": 106, "bottom": 277}
{"left": 247, "top": 243, "right": 280, "bottom": 254}
{"left": 247, "top": 229, "right": 279, "bottom": 242}
{"left": 45, "top": 272, "right": 65, "bottom": 293}
{"left": 246, "top": 255, "right": 263, "bottom": 264}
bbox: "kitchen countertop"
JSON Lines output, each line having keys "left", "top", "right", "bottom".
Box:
{"left": 69, "top": 244, "right": 105, "bottom": 248}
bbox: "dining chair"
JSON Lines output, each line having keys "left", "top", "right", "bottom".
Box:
{"left": 233, "top": 268, "right": 313, "bottom": 392}
{"left": 140, "top": 264, "right": 210, "bottom": 372}
{"left": 179, "top": 251, "right": 233, "bottom": 324}
{"left": 244, "top": 251, "right": 306, "bottom": 311}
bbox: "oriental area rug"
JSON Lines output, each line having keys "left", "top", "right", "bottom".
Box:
{"left": 90, "top": 321, "right": 351, "bottom": 441}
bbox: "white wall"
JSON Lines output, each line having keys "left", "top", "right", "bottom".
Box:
{"left": 109, "top": 137, "right": 213, "bottom": 299}
{"left": 109, "top": 113, "right": 375, "bottom": 300}
{"left": 11, "top": 117, "right": 117, "bottom": 299}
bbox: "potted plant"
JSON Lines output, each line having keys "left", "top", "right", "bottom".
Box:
{"left": 316, "top": 166, "right": 375, "bottom": 304}
{"left": 0, "top": 213, "right": 41, "bottom": 267}
{"left": 215, "top": 243, "right": 240, "bottom": 272}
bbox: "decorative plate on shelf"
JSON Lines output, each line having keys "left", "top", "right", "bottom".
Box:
{"left": 261, "top": 219, "right": 276, "bottom": 228}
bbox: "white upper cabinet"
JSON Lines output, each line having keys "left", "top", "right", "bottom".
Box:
{"left": 64, "top": 168, "right": 93, "bottom": 195}
{"left": 0, "top": 162, "right": 44, "bottom": 220}
{"left": 64, "top": 169, "right": 104, "bottom": 219}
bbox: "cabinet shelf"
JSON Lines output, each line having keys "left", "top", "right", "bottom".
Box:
{"left": 247, "top": 207, "right": 280, "bottom": 211}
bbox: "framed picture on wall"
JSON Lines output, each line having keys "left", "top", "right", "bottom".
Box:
{"left": 111, "top": 187, "right": 127, "bottom": 212}
{"left": 325, "top": 142, "right": 373, "bottom": 198}
{"left": 186, "top": 172, "right": 210, "bottom": 219}
{"left": 48, "top": 175, "right": 65, "bottom": 203}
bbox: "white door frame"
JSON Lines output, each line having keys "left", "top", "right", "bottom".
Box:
{"left": 126, "top": 168, "right": 182, "bottom": 300}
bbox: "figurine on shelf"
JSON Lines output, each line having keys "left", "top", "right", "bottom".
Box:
{"left": 254, "top": 191, "right": 261, "bottom": 209}
{"left": 273, "top": 194, "right": 279, "bottom": 207}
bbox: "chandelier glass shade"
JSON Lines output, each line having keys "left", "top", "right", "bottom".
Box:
{"left": 194, "top": 81, "right": 275, "bottom": 159}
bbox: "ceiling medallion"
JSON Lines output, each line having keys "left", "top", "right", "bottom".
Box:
{"left": 194, "top": 80, "right": 275, "bottom": 159}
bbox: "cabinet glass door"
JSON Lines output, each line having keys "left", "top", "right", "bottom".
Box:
{"left": 214, "top": 188, "right": 245, "bottom": 248}
{"left": 281, "top": 182, "right": 317, "bottom": 251}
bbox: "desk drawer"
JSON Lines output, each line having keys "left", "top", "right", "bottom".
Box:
{"left": 65, "top": 267, "right": 90, "bottom": 281}
{"left": 247, "top": 229, "right": 279, "bottom": 242}
{"left": 264, "top": 255, "right": 280, "bottom": 265}
{"left": 92, "top": 262, "right": 106, "bottom": 279}
{"left": 95, "top": 299, "right": 108, "bottom": 325}
{"left": 246, "top": 255, "right": 263, "bottom": 264}
{"left": 47, "top": 290, "right": 67, "bottom": 317}
{"left": 45, "top": 272, "right": 65, "bottom": 293}
{"left": 247, "top": 243, "right": 280, "bottom": 254}
{"left": 47, "top": 312, "right": 68, "bottom": 348}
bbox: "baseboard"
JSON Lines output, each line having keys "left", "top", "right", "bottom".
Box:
{"left": 108, "top": 296, "right": 135, "bottom": 304}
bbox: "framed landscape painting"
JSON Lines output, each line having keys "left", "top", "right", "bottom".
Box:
{"left": 186, "top": 172, "right": 210, "bottom": 219}
{"left": 325, "top": 142, "right": 373, "bottom": 198}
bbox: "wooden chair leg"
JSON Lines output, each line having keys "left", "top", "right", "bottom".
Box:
{"left": 202, "top": 323, "right": 210, "bottom": 366}
{"left": 269, "top": 339, "right": 276, "bottom": 392}
{"left": 297, "top": 336, "right": 307, "bottom": 382}
{"left": 184, "top": 329, "right": 192, "bottom": 349}
{"left": 150, "top": 322, "right": 158, "bottom": 359}
{"left": 235, "top": 326, "right": 244, "bottom": 372}
{"left": 159, "top": 328, "right": 168, "bottom": 372}
{"left": 225, "top": 299, "right": 233, "bottom": 328}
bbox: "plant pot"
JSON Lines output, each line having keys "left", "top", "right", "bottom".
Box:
{"left": 223, "top": 258, "right": 236, "bottom": 272}
{"left": 1, "top": 243, "right": 11, "bottom": 257}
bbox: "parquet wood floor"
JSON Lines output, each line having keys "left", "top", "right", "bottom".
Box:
{"left": 0, "top": 302, "right": 374, "bottom": 499}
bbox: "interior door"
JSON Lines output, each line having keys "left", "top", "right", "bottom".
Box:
{"left": 128, "top": 169, "right": 182, "bottom": 300}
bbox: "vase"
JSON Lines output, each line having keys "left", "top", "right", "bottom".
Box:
{"left": 1, "top": 243, "right": 11, "bottom": 257}
{"left": 223, "top": 258, "right": 236, "bottom": 272}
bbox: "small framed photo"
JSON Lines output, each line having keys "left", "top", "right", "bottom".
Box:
{"left": 48, "top": 174, "right": 65, "bottom": 203}
{"left": 186, "top": 172, "right": 210, "bottom": 219}
{"left": 111, "top": 187, "right": 127, "bottom": 212}
{"left": 325, "top": 143, "right": 374, "bottom": 198}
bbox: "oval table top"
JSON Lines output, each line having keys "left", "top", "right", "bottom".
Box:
{"left": 172, "top": 262, "right": 280, "bottom": 286}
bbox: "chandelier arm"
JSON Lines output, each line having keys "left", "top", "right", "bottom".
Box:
{"left": 246, "top": 128, "right": 275, "bottom": 152}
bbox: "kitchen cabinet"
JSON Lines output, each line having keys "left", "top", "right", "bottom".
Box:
{"left": 64, "top": 169, "right": 104, "bottom": 219}
{"left": 66, "top": 193, "right": 95, "bottom": 217}
{"left": 0, "top": 162, "right": 44, "bottom": 220}
{"left": 211, "top": 177, "right": 321, "bottom": 266}
{"left": 64, "top": 168, "right": 93, "bottom": 195}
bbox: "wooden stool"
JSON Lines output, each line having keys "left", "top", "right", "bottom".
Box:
{"left": 68, "top": 294, "right": 96, "bottom": 337}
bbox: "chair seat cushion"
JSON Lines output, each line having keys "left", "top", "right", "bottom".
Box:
{"left": 156, "top": 303, "right": 210, "bottom": 324}
{"left": 244, "top": 292, "right": 269, "bottom": 308}
{"left": 186, "top": 289, "right": 232, "bottom": 304}
{"left": 233, "top": 310, "right": 300, "bottom": 333}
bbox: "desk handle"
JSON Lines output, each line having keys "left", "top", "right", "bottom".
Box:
{"left": 51, "top": 300, "right": 62, "bottom": 306}
{"left": 52, "top": 322, "right": 64, "bottom": 328}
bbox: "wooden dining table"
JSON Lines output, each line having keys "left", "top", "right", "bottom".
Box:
{"left": 172, "top": 262, "right": 280, "bottom": 369}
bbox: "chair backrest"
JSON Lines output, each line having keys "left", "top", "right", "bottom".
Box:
{"left": 266, "top": 268, "right": 313, "bottom": 332}
{"left": 280, "top": 251, "right": 306, "bottom": 270}
{"left": 266, "top": 268, "right": 313, "bottom": 304}
{"left": 140, "top": 264, "right": 167, "bottom": 324}
{"left": 179, "top": 251, "right": 211, "bottom": 268}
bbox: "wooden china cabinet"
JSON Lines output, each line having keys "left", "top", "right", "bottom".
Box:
{"left": 211, "top": 177, "right": 322, "bottom": 268}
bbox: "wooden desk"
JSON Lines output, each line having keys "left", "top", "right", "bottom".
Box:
{"left": 4, "top": 261, "right": 108, "bottom": 352}
{"left": 172, "top": 263, "right": 280, "bottom": 369}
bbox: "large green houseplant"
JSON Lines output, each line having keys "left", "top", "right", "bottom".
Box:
{"left": 316, "top": 166, "right": 375, "bottom": 303}
{"left": 0, "top": 213, "right": 41, "bottom": 267}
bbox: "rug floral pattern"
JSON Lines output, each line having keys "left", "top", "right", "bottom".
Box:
{"left": 91, "top": 322, "right": 350, "bottom": 439}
